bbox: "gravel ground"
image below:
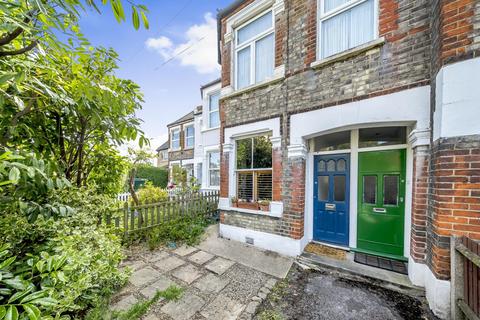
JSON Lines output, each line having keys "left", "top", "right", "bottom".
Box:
{"left": 255, "top": 264, "right": 439, "bottom": 320}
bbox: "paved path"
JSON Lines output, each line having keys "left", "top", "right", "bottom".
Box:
{"left": 111, "top": 225, "right": 293, "bottom": 319}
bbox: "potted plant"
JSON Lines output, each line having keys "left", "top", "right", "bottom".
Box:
{"left": 231, "top": 196, "right": 238, "bottom": 207}
{"left": 237, "top": 199, "right": 260, "bottom": 210}
{"left": 258, "top": 200, "right": 270, "bottom": 212}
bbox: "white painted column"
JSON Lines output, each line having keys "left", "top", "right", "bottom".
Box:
{"left": 349, "top": 129, "right": 359, "bottom": 249}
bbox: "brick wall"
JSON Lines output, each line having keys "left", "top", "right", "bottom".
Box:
{"left": 427, "top": 135, "right": 480, "bottom": 279}
{"left": 411, "top": 145, "right": 430, "bottom": 263}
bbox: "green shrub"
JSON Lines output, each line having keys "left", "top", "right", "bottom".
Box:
{"left": 135, "top": 182, "right": 168, "bottom": 204}
{"left": 135, "top": 165, "right": 168, "bottom": 188}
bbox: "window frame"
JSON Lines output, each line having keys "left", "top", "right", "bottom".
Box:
{"left": 234, "top": 9, "right": 275, "bottom": 89}
{"left": 207, "top": 151, "right": 220, "bottom": 188}
{"left": 170, "top": 128, "right": 180, "bottom": 150}
{"left": 207, "top": 91, "right": 220, "bottom": 129}
{"left": 317, "top": 0, "right": 379, "bottom": 60}
{"left": 235, "top": 135, "right": 273, "bottom": 202}
{"left": 184, "top": 124, "right": 195, "bottom": 149}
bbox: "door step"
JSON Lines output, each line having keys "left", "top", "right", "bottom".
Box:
{"left": 304, "top": 242, "right": 347, "bottom": 261}
{"left": 354, "top": 252, "right": 408, "bottom": 275}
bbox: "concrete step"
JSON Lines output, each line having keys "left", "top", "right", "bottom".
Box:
{"left": 297, "top": 252, "right": 425, "bottom": 297}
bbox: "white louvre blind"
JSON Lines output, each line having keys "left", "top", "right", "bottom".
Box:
{"left": 255, "top": 33, "right": 275, "bottom": 83}
{"left": 237, "top": 12, "right": 273, "bottom": 45}
{"left": 237, "top": 46, "right": 251, "bottom": 89}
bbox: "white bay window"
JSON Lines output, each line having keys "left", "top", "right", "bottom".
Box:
{"left": 208, "top": 93, "right": 220, "bottom": 128}
{"left": 235, "top": 11, "right": 275, "bottom": 89}
{"left": 319, "top": 0, "right": 376, "bottom": 59}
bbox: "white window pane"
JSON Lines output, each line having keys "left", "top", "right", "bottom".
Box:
{"left": 186, "top": 137, "right": 194, "bottom": 147}
{"left": 324, "top": 0, "right": 349, "bottom": 12}
{"left": 209, "top": 152, "right": 220, "bottom": 169}
{"left": 209, "top": 93, "right": 219, "bottom": 112}
{"left": 350, "top": 0, "right": 374, "bottom": 48}
{"left": 209, "top": 170, "right": 220, "bottom": 187}
{"left": 322, "top": 11, "right": 349, "bottom": 58}
{"left": 255, "top": 33, "right": 274, "bottom": 83}
{"left": 237, "top": 11, "right": 272, "bottom": 45}
{"left": 237, "top": 46, "right": 251, "bottom": 88}
{"left": 209, "top": 111, "right": 219, "bottom": 128}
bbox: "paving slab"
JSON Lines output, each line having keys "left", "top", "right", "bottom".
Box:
{"left": 200, "top": 294, "right": 245, "bottom": 320}
{"left": 173, "top": 245, "right": 198, "bottom": 256}
{"left": 172, "top": 264, "right": 202, "bottom": 284}
{"left": 205, "top": 257, "right": 235, "bottom": 275}
{"left": 111, "top": 294, "right": 138, "bottom": 311}
{"left": 161, "top": 292, "right": 205, "bottom": 320}
{"left": 121, "top": 259, "right": 146, "bottom": 271}
{"left": 194, "top": 273, "right": 229, "bottom": 293}
{"left": 188, "top": 250, "right": 214, "bottom": 265}
{"left": 154, "top": 256, "right": 185, "bottom": 272}
{"left": 197, "top": 225, "right": 294, "bottom": 278}
{"left": 148, "top": 251, "right": 170, "bottom": 263}
{"left": 129, "top": 266, "right": 162, "bottom": 287}
{"left": 140, "top": 275, "right": 177, "bottom": 299}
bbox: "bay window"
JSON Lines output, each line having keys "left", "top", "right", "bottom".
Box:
{"left": 185, "top": 124, "right": 194, "bottom": 148}
{"left": 208, "top": 151, "right": 220, "bottom": 187}
{"left": 236, "top": 135, "right": 272, "bottom": 202}
{"left": 319, "top": 0, "right": 376, "bottom": 59}
{"left": 208, "top": 93, "right": 220, "bottom": 128}
{"left": 235, "top": 11, "right": 275, "bottom": 89}
{"left": 171, "top": 129, "right": 180, "bottom": 149}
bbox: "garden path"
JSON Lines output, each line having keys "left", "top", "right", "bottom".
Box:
{"left": 111, "top": 225, "right": 294, "bottom": 319}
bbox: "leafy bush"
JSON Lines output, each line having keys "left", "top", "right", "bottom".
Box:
{"left": 135, "top": 182, "right": 168, "bottom": 203}
{"left": 135, "top": 165, "right": 168, "bottom": 188}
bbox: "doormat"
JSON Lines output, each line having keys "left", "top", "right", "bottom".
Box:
{"left": 354, "top": 252, "right": 408, "bottom": 275}
{"left": 304, "top": 243, "right": 347, "bottom": 261}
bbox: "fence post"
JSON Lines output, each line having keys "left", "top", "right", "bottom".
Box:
{"left": 123, "top": 202, "right": 129, "bottom": 234}
{"left": 451, "top": 235, "right": 466, "bottom": 320}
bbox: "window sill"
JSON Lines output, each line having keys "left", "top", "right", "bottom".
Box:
{"left": 220, "top": 74, "right": 284, "bottom": 100}
{"left": 222, "top": 201, "right": 283, "bottom": 218}
{"left": 201, "top": 126, "right": 220, "bottom": 133}
{"left": 311, "top": 37, "right": 385, "bottom": 70}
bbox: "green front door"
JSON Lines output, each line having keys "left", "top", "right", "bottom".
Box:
{"left": 357, "top": 149, "right": 406, "bottom": 260}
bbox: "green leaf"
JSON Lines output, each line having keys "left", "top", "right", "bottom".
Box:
{"left": 0, "top": 306, "right": 5, "bottom": 319}
{"left": 7, "top": 286, "right": 33, "bottom": 303}
{"left": 0, "top": 256, "right": 15, "bottom": 270}
{"left": 19, "top": 290, "right": 47, "bottom": 304}
{"left": 0, "top": 73, "right": 16, "bottom": 85}
{"left": 132, "top": 6, "right": 140, "bottom": 30}
{"left": 141, "top": 11, "right": 149, "bottom": 29}
{"left": 28, "top": 297, "right": 57, "bottom": 307}
{"left": 3, "top": 277, "right": 25, "bottom": 290}
{"left": 5, "top": 305, "right": 18, "bottom": 320}
{"left": 8, "top": 167, "right": 20, "bottom": 182}
{"left": 23, "top": 304, "right": 40, "bottom": 320}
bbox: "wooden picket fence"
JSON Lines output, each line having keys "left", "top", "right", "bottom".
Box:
{"left": 102, "top": 191, "right": 219, "bottom": 234}
{"left": 452, "top": 236, "right": 480, "bottom": 320}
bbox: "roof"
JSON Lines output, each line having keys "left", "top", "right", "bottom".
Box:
{"left": 167, "top": 111, "right": 194, "bottom": 127}
{"left": 217, "top": 0, "right": 247, "bottom": 64}
{"left": 155, "top": 141, "right": 169, "bottom": 152}
{"left": 200, "top": 78, "right": 221, "bottom": 98}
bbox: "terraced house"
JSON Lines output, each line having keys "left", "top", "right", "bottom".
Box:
{"left": 215, "top": 0, "right": 480, "bottom": 318}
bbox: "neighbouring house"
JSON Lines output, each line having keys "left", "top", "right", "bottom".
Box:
{"left": 216, "top": 0, "right": 480, "bottom": 319}
{"left": 193, "top": 79, "right": 222, "bottom": 192}
{"left": 167, "top": 111, "right": 196, "bottom": 183}
{"left": 155, "top": 141, "right": 169, "bottom": 168}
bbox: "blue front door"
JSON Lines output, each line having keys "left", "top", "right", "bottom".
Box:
{"left": 313, "top": 154, "right": 350, "bottom": 246}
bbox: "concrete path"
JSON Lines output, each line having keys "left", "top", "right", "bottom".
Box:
{"left": 111, "top": 224, "right": 293, "bottom": 319}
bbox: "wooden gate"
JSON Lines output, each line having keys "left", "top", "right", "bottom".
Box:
{"left": 451, "top": 236, "right": 480, "bottom": 320}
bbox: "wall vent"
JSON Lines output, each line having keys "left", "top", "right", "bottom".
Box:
{"left": 245, "top": 237, "right": 254, "bottom": 245}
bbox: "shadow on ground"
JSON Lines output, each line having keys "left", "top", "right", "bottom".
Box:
{"left": 255, "top": 264, "right": 439, "bottom": 320}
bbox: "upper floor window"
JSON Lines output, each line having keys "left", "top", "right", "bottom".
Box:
{"left": 319, "top": 0, "right": 376, "bottom": 59}
{"left": 171, "top": 129, "right": 180, "bottom": 149}
{"left": 235, "top": 11, "right": 275, "bottom": 89}
{"left": 208, "top": 93, "right": 220, "bottom": 128}
{"left": 159, "top": 150, "right": 168, "bottom": 160}
{"left": 185, "top": 124, "right": 194, "bottom": 148}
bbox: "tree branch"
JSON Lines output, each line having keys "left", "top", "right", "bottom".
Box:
{"left": 0, "top": 10, "right": 36, "bottom": 46}
{"left": 0, "top": 40, "right": 38, "bottom": 57}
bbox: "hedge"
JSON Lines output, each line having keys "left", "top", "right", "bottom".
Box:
{"left": 136, "top": 165, "right": 168, "bottom": 188}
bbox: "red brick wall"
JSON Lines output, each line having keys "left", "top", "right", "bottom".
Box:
{"left": 410, "top": 146, "right": 429, "bottom": 263}
{"left": 272, "top": 148, "right": 283, "bottom": 201}
{"left": 304, "top": 0, "right": 317, "bottom": 66}
{"left": 283, "top": 157, "right": 306, "bottom": 239}
{"left": 427, "top": 136, "right": 480, "bottom": 280}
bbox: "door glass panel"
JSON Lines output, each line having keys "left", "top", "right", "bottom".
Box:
{"left": 359, "top": 127, "right": 406, "bottom": 148}
{"left": 318, "top": 176, "right": 329, "bottom": 201}
{"left": 337, "top": 159, "right": 346, "bottom": 172}
{"left": 327, "top": 160, "right": 336, "bottom": 171}
{"left": 384, "top": 175, "right": 399, "bottom": 205}
{"left": 363, "top": 175, "right": 376, "bottom": 204}
{"left": 312, "top": 131, "right": 351, "bottom": 152}
{"left": 318, "top": 160, "right": 326, "bottom": 172}
{"left": 334, "top": 175, "right": 346, "bottom": 201}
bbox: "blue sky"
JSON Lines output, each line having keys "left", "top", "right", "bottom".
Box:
{"left": 78, "top": 0, "right": 231, "bottom": 149}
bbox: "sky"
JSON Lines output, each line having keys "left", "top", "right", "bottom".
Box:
{"left": 78, "top": 0, "right": 231, "bottom": 150}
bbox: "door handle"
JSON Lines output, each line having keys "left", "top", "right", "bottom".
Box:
{"left": 373, "top": 207, "right": 386, "bottom": 213}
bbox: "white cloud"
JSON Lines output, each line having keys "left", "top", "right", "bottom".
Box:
{"left": 145, "top": 13, "right": 220, "bottom": 74}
